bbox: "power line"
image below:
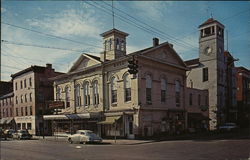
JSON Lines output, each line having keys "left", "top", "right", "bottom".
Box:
{"left": 2, "top": 22, "right": 103, "bottom": 49}
{"left": 2, "top": 40, "right": 88, "bottom": 53}
{"left": 101, "top": 1, "right": 198, "bottom": 49}
{"left": 85, "top": 1, "right": 198, "bottom": 52}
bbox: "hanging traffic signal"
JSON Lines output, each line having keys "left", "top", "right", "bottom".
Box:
{"left": 128, "top": 57, "right": 138, "bottom": 75}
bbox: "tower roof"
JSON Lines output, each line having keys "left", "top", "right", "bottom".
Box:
{"left": 100, "top": 28, "right": 129, "bottom": 37}
{"left": 199, "top": 18, "right": 224, "bottom": 28}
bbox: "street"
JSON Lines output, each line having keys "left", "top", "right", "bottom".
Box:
{"left": 1, "top": 138, "right": 249, "bottom": 160}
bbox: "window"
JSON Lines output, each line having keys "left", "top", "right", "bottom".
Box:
{"left": 93, "top": 81, "right": 99, "bottom": 105}
{"left": 161, "top": 78, "right": 167, "bottom": 103}
{"left": 121, "top": 40, "right": 125, "bottom": 51}
{"left": 30, "top": 93, "right": 32, "bottom": 102}
{"left": 17, "top": 123, "right": 21, "bottom": 130}
{"left": 16, "top": 108, "right": 19, "bottom": 116}
{"left": 111, "top": 77, "right": 117, "bottom": 103}
{"left": 6, "top": 109, "right": 8, "bottom": 117}
{"left": 65, "top": 86, "right": 70, "bottom": 108}
{"left": 203, "top": 68, "right": 208, "bottom": 82}
{"left": 75, "top": 84, "right": 81, "bottom": 107}
{"left": 189, "top": 93, "right": 193, "bottom": 106}
{"left": 20, "top": 81, "right": 23, "bottom": 89}
{"left": 175, "top": 80, "right": 181, "bottom": 107}
{"left": 29, "top": 77, "right": 32, "bottom": 87}
{"left": 83, "top": 82, "right": 90, "bottom": 106}
{"left": 27, "top": 123, "right": 32, "bottom": 130}
{"left": 21, "top": 107, "right": 23, "bottom": 116}
{"left": 24, "top": 79, "right": 27, "bottom": 88}
{"left": 116, "top": 38, "right": 120, "bottom": 50}
{"left": 15, "top": 82, "right": 18, "bottom": 90}
{"left": 30, "top": 106, "right": 33, "bottom": 115}
{"left": 124, "top": 74, "right": 131, "bottom": 102}
{"left": 10, "top": 108, "right": 12, "bottom": 117}
{"left": 198, "top": 94, "right": 201, "bottom": 106}
{"left": 3, "top": 99, "right": 5, "bottom": 106}
{"left": 25, "top": 94, "right": 27, "bottom": 102}
{"left": 21, "top": 95, "right": 23, "bottom": 103}
{"left": 56, "top": 87, "right": 61, "bottom": 101}
{"left": 109, "top": 38, "right": 112, "bottom": 51}
{"left": 25, "top": 107, "right": 28, "bottom": 116}
{"left": 205, "top": 96, "right": 208, "bottom": 106}
{"left": 22, "top": 123, "right": 26, "bottom": 130}
{"left": 6, "top": 99, "right": 8, "bottom": 105}
{"left": 146, "top": 75, "right": 152, "bottom": 104}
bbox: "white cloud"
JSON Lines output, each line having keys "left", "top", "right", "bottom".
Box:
{"left": 1, "top": 7, "right": 6, "bottom": 13}
{"left": 171, "top": 34, "right": 199, "bottom": 60}
{"left": 132, "top": 1, "right": 173, "bottom": 20}
{"left": 26, "top": 9, "right": 103, "bottom": 38}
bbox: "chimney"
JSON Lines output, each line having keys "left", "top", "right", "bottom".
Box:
{"left": 46, "top": 63, "right": 52, "bottom": 69}
{"left": 153, "top": 38, "right": 159, "bottom": 47}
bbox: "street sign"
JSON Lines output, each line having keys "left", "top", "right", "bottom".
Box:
{"left": 48, "top": 101, "right": 65, "bottom": 109}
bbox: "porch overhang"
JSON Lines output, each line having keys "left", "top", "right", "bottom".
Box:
{"left": 97, "top": 116, "right": 122, "bottom": 125}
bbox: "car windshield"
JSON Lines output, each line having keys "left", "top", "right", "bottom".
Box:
{"left": 20, "top": 130, "right": 28, "bottom": 134}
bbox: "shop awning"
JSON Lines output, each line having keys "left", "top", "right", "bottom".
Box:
{"left": 188, "top": 113, "right": 210, "bottom": 121}
{"left": 98, "top": 116, "right": 121, "bottom": 125}
{"left": 0, "top": 117, "right": 14, "bottom": 124}
{"left": 43, "top": 113, "right": 95, "bottom": 120}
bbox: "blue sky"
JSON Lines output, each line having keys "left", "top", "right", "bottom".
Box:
{"left": 1, "top": 1, "right": 250, "bottom": 81}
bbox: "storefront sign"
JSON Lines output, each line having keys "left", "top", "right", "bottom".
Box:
{"left": 48, "top": 101, "right": 65, "bottom": 109}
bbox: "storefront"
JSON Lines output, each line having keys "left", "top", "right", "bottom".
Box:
{"left": 0, "top": 117, "right": 15, "bottom": 130}
{"left": 43, "top": 112, "right": 101, "bottom": 136}
{"left": 187, "top": 112, "right": 210, "bottom": 132}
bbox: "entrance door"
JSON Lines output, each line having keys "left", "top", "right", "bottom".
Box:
{"left": 127, "top": 115, "right": 134, "bottom": 139}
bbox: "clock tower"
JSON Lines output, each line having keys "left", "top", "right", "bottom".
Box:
{"left": 199, "top": 18, "right": 225, "bottom": 62}
{"left": 198, "top": 18, "right": 227, "bottom": 129}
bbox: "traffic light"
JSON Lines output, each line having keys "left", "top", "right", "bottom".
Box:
{"left": 128, "top": 57, "right": 138, "bottom": 75}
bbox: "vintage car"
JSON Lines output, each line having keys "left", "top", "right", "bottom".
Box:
{"left": 4, "top": 129, "right": 15, "bottom": 138}
{"left": 12, "top": 130, "right": 32, "bottom": 140}
{"left": 68, "top": 130, "right": 102, "bottom": 144}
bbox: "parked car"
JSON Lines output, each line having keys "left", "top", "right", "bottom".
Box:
{"left": 0, "top": 129, "right": 7, "bottom": 140}
{"left": 68, "top": 130, "right": 102, "bottom": 144}
{"left": 4, "top": 129, "right": 15, "bottom": 138}
{"left": 12, "top": 130, "right": 32, "bottom": 140}
{"left": 219, "top": 123, "right": 238, "bottom": 132}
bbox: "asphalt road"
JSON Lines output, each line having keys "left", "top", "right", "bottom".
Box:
{"left": 1, "top": 139, "right": 249, "bottom": 160}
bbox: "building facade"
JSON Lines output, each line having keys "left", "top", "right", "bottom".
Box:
{"left": 11, "top": 64, "right": 62, "bottom": 135}
{"left": 45, "top": 29, "right": 209, "bottom": 138}
{"left": 236, "top": 67, "right": 250, "bottom": 128}
{"left": 185, "top": 18, "right": 237, "bottom": 130}
{"left": 0, "top": 92, "right": 15, "bottom": 129}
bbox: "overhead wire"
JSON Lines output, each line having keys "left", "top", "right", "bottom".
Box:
{"left": 2, "top": 22, "right": 103, "bottom": 49}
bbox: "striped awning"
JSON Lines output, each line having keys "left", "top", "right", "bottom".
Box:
{"left": 43, "top": 113, "right": 93, "bottom": 120}
{"left": 0, "top": 117, "right": 14, "bottom": 124}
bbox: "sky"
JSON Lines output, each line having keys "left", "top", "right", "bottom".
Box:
{"left": 1, "top": 1, "right": 250, "bottom": 81}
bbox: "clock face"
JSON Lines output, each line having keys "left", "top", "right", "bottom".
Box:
{"left": 204, "top": 47, "right": 212, "bottom": 55}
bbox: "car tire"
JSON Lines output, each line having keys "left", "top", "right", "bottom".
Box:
{"left": 68, "top": 138, "right": 73, "bottom": 144}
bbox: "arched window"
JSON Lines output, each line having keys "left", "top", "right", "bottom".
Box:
{"left": 65, "top": 86, "right": 70, "bottom": 108}
{"left": 75, "top": 84, "right": 81, "bottom": 107}
{"left": 124, "top": 74, "right": 131, "bottom": 102}
{"left": 21, "top": 95, "right": 23, "bottom": 103}
{"left": 56, "top": 87, "right": 61, "bottom": 101}
{"left": 111, "top": 77, "right": 117, "bottom": 103}
{"left": 83, "top": 82, "right": 90, "bottom": 106}
{"left": 93, "top": 81, "right": 99, "bottom": 105}
{"left": 175, "top": 80, "right": 181, "bottom": 107}
{"left": 161, "top": 78, "right": 167, "bottom": 103}
{"left": 146, "top": 75, "right": 152, "bottom": 104}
